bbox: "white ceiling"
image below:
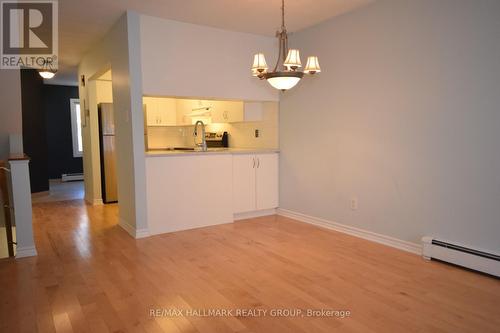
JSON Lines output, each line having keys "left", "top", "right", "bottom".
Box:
{"left": 51, "top": 0, "right": 374, "bottom": 85}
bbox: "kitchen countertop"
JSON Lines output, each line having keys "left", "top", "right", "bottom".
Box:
{"left": 145, "top": 147, "right": 279, "bottom": 157}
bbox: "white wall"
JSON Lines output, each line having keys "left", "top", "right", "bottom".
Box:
{"left": 79, "top": 11, "right": 148, "bottom": 236}
{"left": 140, "top": 15, "right": 279, "bottom": 102}
{"left": 0, "top": 70, "right": 22, "bottom": 160}
{"left": 280, "top": 0, "right": 500, "bottom": 252}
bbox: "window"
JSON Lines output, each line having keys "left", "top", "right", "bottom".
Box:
{"left": 70, "top": 98, "right": 83, "bottom": 157}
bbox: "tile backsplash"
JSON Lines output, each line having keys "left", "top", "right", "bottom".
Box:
{"left": 146, "top": 102, "right": 279, "bottom": 149}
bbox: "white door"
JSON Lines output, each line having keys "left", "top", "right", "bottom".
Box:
{"left": 233, "top": 154, "right": 256, "bottom": 213}
{"left": 256, "top": 153, "right": 279, "bottom": 210}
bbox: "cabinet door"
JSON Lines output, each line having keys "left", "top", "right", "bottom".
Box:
{"left": 256, "top": 153, "right": 279, "bottom": 210}
{"left": 233, "top": 154, "right": 256, "bottom": 213}
{"left": 211, "top": 101, "right": 244, "bottom": 123}
{"left": 143, "top": 97, "right": 158, "bottom": 126}
{"left": 157, "top": 98, "right": 177, "bottom": 126}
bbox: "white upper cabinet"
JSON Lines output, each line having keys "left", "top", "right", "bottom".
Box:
{"left": 233, "top": 152, "right": 279, "bottom": 214}
{"left": 144, "top": 97, "right": 158, "bottom": 126}
{"left": 157, "top": 98, "right": 177, "bottom": 125}
{"left": 144, "top": 97, "right": 177, "bottom": 126}
{"left": 211, "top": 100, "right": 244, "bottom": 123}
{"left": 144, "top": 97, "right": 265, "bottom": 126}
{"left": 211, "top": 101, "right": 263, "bottom": 123}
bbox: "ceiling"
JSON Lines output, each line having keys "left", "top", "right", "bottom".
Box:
{"left": 51, "top": 0, "right": 374, "bottom": 85}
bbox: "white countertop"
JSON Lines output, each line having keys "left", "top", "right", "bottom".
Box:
{"left": 146, "top": 147, "right": 279, "bottom": 157}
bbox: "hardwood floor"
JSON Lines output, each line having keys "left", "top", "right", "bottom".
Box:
{"left": 0, "top": 200, "right": 499, "bottom": 332}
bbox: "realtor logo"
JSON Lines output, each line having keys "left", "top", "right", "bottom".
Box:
{"left": 1, "top": 0, "right": 58, "bottom": 69}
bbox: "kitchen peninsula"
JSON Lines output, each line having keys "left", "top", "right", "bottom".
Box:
{"left": 143, "top": 96, "right": 280, "bottom": 235}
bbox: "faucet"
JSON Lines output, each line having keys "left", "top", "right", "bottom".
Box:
{"left": 193, "top": 120, "right": 207, "bottom": 151}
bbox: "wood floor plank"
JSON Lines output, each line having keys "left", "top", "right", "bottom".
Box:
{"left": 0, "top": 200, "right": 498, "bottom": 332}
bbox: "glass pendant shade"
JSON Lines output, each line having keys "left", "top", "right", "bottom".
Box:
{"left": 251, "top": 53, "right": 268, "bottom": 72}
{"left": 264, "top": 71, "right": 303, "bottom": 91}
{"left": 38, "top": 70, "right": 56, "bottom": 79}
{"left": 304, "top": 56, "right": 321, "bottom": 74}
{"left": 284, "top": 49, "right": 302, "bottom": 69}
{"left": 267, "top": 76, "right": 301, "bottom": 90}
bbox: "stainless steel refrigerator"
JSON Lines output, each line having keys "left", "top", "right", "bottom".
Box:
{"left": 98, "top": 103, "right": 118, "bottom": 203}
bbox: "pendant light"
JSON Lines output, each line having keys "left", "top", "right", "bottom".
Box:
{"left": 251, "top": 0, "right": 321, "bottom": 91}
{"left": 38, "top": 59, "right": 57, "bottom": 79}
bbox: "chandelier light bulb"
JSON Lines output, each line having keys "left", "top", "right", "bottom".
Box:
{"left": 267, "top": 76, "right": 301, "bottom": 90}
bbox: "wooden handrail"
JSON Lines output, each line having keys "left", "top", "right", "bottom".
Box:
{"left": 0, "top": 160, "right": 15, "bottom": 257}
{"left": 8, "top": 153, "right": 30, "bottom": 161}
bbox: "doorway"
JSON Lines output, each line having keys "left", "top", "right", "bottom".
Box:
{"left": 82, "top": 69, "right": 116, "bottom": 205}
{"left": 19, "top": 69, "right": 86, "bottom": 204}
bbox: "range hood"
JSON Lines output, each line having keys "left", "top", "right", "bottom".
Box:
{"left": 188, "top": 105, "right": 212, "bottom": 117}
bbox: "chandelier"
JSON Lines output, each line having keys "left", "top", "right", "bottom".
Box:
{"left": 251, "top": 0, "right": 321, "bottom": 91}
{"left": 38, "top": 59, "right": 57, "bottom": 79}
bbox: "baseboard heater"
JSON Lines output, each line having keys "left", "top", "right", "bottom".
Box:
{"left": 61, "top": 173, "right": 84, "bottom": 182}
{"left": 422, "top": 236, "right": 500, "bottom": 277}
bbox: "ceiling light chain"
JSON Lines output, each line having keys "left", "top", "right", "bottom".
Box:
{"left": 251, "top": 0, "right": 321, "bottom": 91}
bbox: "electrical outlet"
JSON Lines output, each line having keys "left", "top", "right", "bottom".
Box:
{"left": 255, "top": 129, "right": 260, "bottom": 138}
{"left": 350, "top": 198, "right": 358, "bottom": 210}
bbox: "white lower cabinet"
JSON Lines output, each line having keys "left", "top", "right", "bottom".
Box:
{"left": 146, "top": 155, "right": 234, "bottom": 235}
{"left": 233, "top": 153, "right": 279, "bottom": 214}
{"left": 255, "top": 153, "right": 279, "bottom": 210}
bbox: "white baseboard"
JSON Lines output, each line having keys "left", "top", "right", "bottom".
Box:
{"left": 15, "top": 246, "right": 38, "bottom": 258}
{"left": 85, "top": 196, "right": 103, "bottom": 205}
{"left": 61, "top": 173, "right": 84, "bottom": 182}
{"left": 277, "top": 208, "right": 422, "bottom": 255}
{"left": 119, "top": 218, "right": 150, "bottom": 239}
{"left": 135, "top": 227, "right": 150, "bottom": 239}
{"left": 234, "top": 208, "right": 277, "bottom": 221}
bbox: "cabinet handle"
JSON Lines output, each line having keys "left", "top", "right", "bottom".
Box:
{"left": 257, "top": 158, "right": 260, "bottom": 168}
{"left": 253, "top": 157, "right": 256, "bottom": 168}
